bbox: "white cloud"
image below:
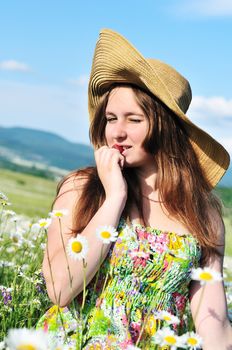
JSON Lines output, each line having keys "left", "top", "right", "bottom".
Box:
{"left": 0, "top": 60, "right": 31, "bottom": 72}
{"left": 188, "top": 95, "right": 232, "bottom": 154}
{"left": 221, "top": 137, "right": 232, "bottom": 155}
{"left": 191, "top": 96, "right": 232, "bottom": 117}
{"left": 172, "top": 0, "right": 232, "bottom": 17}
{"left": 0, "top": 80, "right": 90, "bottom": 145}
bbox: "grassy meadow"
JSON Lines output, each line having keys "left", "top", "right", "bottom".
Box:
{"left": 0, "top": 168, "right": 57, "bottom": 218}
{"left": 214, "top": 187, "right": 232, "bottom": 257}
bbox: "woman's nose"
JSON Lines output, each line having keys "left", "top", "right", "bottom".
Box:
{"left": 112, "top": 122, "right": 127, "bottom": 139}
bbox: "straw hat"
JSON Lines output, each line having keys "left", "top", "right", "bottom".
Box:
{"left": 88, "top": 28, "right": 230, "bottom": 188}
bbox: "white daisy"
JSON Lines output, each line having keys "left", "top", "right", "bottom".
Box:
{"left": 96, "top": 225, "right": 118, "bottom": 244}
{"left": 40, "top": 243, "right": 46, "bottom": 250}
{"left": 155, "top": 310, "right": 180, "bottom": 325}
{"left": 0, "top": 192, "right": 8, "bottom": 201}
{"left": 6, "top": 247, "right": 16, "bottom": 254}
{"left": 2, "top": 201, "right": 11, "bottom": 206}
{"left": 2, "top": 210, "right": 17, "bottom": 218}
{"left": 5, "top": 328, "right": 50, "bottom": 350}
{"left": 30, "top": 223, "right": 41, "bottom": 235}
{"left": 66, "top": 236, "right": 88, "bottom": 261}
{"left": 49, "top": 209, "right": 68, "bottom": 218}
{"left": 0, "top": 194, "right": 11, "bottom": 206}
{"left": 180, "top": 331, "right": 203, "bottom": 349}
{"left": 191, "top": 267, "right": 222, "bottom": 285}
{"left": 153, "top": 327, "right": 184, "bottom": 350}
{"left": 9, "top": 231, "right": 24, "bottom": 245}
{"left": 0, "top": 341, "right": 6, "bottom": 350}
{"left": 0, "top": 261, "right": 14, "bottom": 268}
{"left": 126, "top": 346, "right": 141, "bottom": 350}
{"left": 9, "top": 216, "right": 19, "bottom": 223}
{"left": 33, "top": 218, "right": 52, "bottom": 230}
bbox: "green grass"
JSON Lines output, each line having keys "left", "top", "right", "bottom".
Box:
{"left": 0, "top": 169, "right": 57, "bottom": 218}
{"left": 215, "top": 187, "right": 232, "bottom": 208}
{"left": 215, "top": 187, "right": 232, "bottom": 257}
{"left": 225, "top": 216, "right": 232, "bottom": 257}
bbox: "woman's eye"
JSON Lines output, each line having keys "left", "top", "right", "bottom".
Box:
{"left": 106, "top": 117, "right": 117, "bottom": 122}
{"left": 129, "top": 119, "right": 142, "bottom": 123}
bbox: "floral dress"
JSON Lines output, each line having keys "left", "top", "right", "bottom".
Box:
{"left": 36, "top": 218, "right": 201, "bottom": 349}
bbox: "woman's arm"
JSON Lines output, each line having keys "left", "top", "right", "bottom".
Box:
{"left": 43, "top": 146, "right": 127, "bottom": 307}
{"left": 189, "top": 215, "right": 232, "bottom": 350}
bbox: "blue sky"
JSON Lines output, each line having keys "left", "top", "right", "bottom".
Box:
{"left": 0, "top": 0, "right": 232, "bottom": 158}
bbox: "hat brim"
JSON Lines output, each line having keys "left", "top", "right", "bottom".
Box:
{"left": 88, "top": 29, "right": 230, "bottom": 188}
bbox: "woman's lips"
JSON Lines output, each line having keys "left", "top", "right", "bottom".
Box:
{"left": 112, "top": 144, "right": 124, "bottom": 154}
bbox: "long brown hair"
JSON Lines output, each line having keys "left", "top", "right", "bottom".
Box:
{"left": 56, "top": 84, "right": 223, "bottom": 264}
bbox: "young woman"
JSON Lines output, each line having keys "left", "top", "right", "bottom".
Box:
{"left": 37, "top": 29, "right": 232, "bottom": 349}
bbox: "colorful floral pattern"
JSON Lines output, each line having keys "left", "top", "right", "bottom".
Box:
{"left": 36, "top": 218, "right": 201, "bottom": 349}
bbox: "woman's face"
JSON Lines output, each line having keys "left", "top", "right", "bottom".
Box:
{"left": 104, "top": 86, "right": 154, "bottom": 168}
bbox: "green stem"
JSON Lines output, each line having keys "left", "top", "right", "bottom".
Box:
{"left": 102, "top": 272, "right": 109, "bottom": 294}
{"left": 81, "top": 259, "right": 87, "bottom": 310}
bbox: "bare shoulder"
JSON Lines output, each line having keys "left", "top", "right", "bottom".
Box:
{"left": 204, "top": 206, "right": 225, "bottom": 268}
{"left": 51, "top": 170, "right": 91, "bottom": 231}
{"left": 56, "top": 170, "right": 89, "bottom": 198}
{"left": 51, "top": 168, "right": 93, "bottom": 211}
{"left": 208, "top": 205, "right": 225, "bottom": 247}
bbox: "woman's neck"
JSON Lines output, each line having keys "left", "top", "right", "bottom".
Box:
{"left": 136, "top": 165, "right": 160, "bottom": 200}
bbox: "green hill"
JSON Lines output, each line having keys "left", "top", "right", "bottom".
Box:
{"left": 0, "top": 126, "right": 95, "bottom": 172}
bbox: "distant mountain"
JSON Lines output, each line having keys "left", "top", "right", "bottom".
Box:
{"left": 0, "top": 126, "right": 94, "bottom": 178}
{"left": 0, "top": 126, "right": 231, "bottom": 186}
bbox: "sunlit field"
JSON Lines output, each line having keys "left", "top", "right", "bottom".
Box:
{"left": 0, "top": 169, "right": 232, "bottom": 348}
{"left": 0, "top": 169, "right": 57, "bottom": 218}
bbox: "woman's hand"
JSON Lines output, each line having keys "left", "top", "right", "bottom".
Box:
{"left": 95, "top": 145, "right": 128, "bottom": 200}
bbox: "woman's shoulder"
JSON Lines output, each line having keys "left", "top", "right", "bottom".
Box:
{"left": 57, "top": 166, "right": 97, "bottom": 196}
{"left": 207, "top": 205, "right": 225, "bottom": 256}
{"left": 209, "top": 205, "right": 225, "bottom": 234}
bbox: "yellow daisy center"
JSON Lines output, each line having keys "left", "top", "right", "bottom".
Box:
{"left": 71, "top": 241, "right": 83, "bottom": 253}
{"left": 55, "top": 212, "right": 63, "bottom": 217}
{"left": 164, "top": 336, "right": 177, "bottom": 345}
{"left": 101, "top": 231, "right": 111, "bottom": 239}
{"left": 199, "top": 272, "right": 213, "bottom": 281}
{"left": 163, "top": 315, "right": 171, "bottom": 321}
{"left": 188, "top": 337, "right": 198, "bottom": 346}
{"left": 39, "top": 222, "right": 47, "bottom": 227}
{"left": 17, "top": 345, "right": 37, "bottom": 350}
